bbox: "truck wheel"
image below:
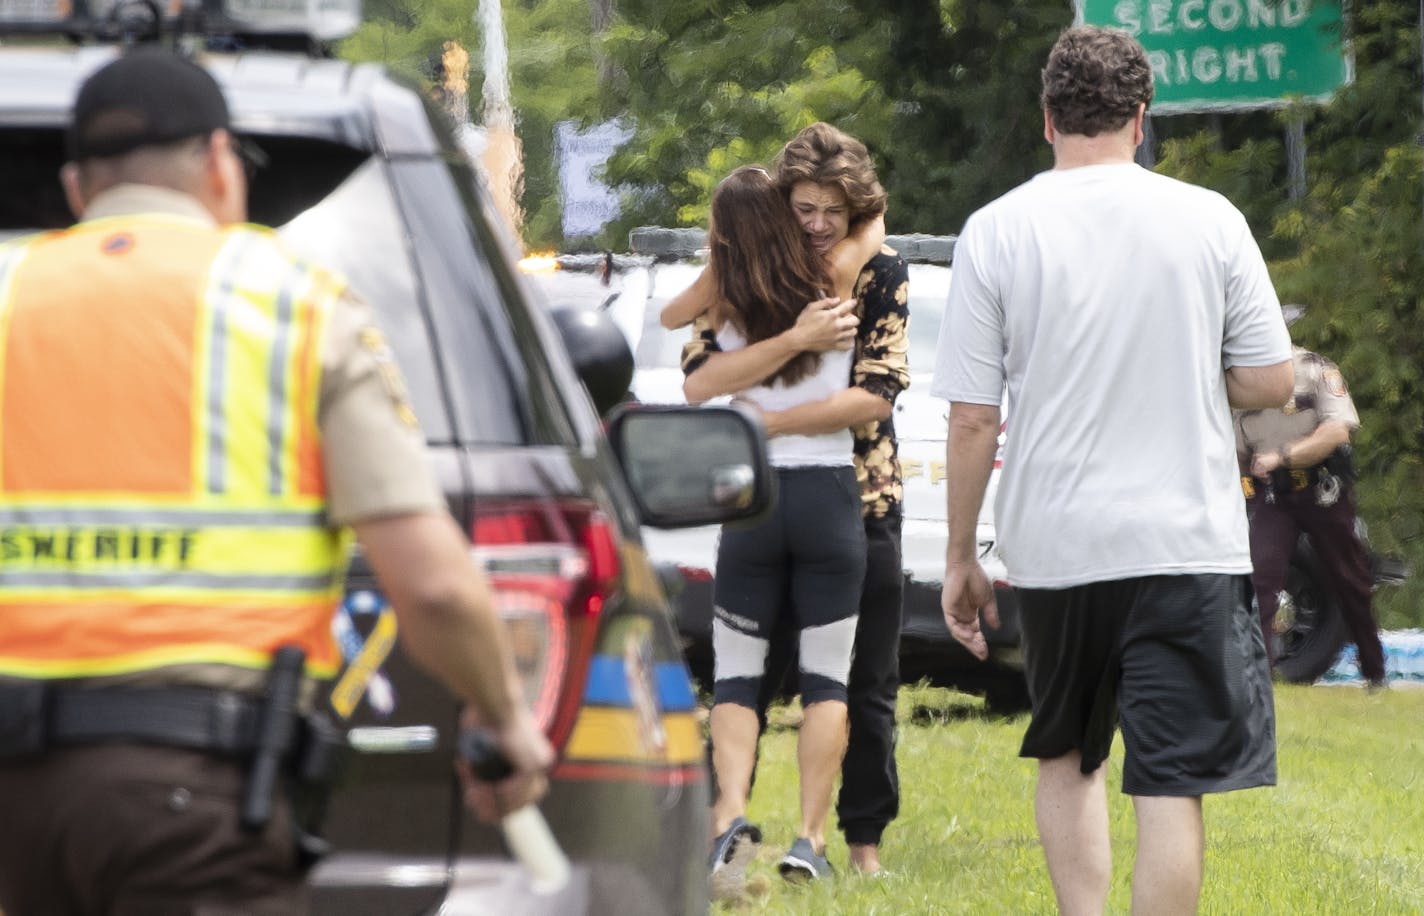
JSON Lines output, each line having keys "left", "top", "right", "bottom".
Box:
{"left": 1271, "top": 542, "right": 1348, "bottom": 684}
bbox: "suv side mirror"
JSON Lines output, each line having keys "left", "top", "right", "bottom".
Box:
{"left": 549, "top": 305, "right": 634, "bottom": 417}
{"left": 605, "top": 403, "right": 773, "bottom": 529}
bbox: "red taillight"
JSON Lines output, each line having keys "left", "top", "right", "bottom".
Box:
{"left": 581, "top": 513, "right": 621, "bottom": 603}
{"left": 471, "top": 499, "right": 620, "bottom": 748}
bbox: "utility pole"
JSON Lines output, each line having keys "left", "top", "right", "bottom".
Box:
{"left": 590, "top": 0, "right": 617, "bottom": 87}
{"left": 478, "top": 0, "right": 524, "bottom": 242}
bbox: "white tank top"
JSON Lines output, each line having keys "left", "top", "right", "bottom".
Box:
{"left": 716, "top": 322, "right": 853, "bottom": 468}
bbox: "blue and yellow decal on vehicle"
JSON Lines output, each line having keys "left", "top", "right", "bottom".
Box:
{"left": 556, "top": 620, "right": 705, "bottom": 786}
{"left": 329, "top": 589, "right": 398, "bottom": 719}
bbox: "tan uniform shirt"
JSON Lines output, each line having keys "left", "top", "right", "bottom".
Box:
{"left": 1234, "top": 347, "right": 1359, "bottom": 463}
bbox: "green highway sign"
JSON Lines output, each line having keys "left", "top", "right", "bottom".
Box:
{"left": 1077, "top": 0, "right": 1352, "bottom": 112}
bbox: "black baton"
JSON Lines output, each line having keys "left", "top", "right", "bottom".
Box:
{"left": 241, "top": 644, "right": 305, "bottom": 832}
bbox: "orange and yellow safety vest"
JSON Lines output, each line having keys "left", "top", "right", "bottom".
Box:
{"left": 0, "top": 213, "right": 350, "bottom": 680}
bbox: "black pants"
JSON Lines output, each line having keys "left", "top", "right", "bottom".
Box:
{"left": 756, "top": 513, "right": 903, "bottom": 846}
{"left": 1248, "top": 485, "right": 1384, "bottom": 681}
{"left": 713, "top": 466, "right": 867, "bottom": 707}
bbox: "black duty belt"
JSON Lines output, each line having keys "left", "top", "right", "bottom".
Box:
{"left": 0, "top": 683, "right": 266, "bottom": 759}
{"left": 1242, "top": 465, "right": 1331, "bottom": 499}
{"left": 1, "top": 671, "right": 350, "bottom": 858}
{"left": 1269, "top": 465, "right": 1329, "bottom": 492}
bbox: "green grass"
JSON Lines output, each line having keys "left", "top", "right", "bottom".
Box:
{"left": 714, "top": 683, "right": 1424, "bottom": 915}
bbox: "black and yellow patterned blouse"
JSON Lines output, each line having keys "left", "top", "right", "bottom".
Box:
{"left": 680, "top": 245, "right": 911, "bottom": 519}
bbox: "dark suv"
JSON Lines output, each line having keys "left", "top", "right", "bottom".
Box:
{"left": 0, "top": 9, "right": 766, "bottom": 915}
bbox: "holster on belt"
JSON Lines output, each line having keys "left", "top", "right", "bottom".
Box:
{"left": 243, "top": 645, "right": 350, "bottom": 867}
{"left": 1323, "top": 444, "right": 1358, "bottom": 484}
{"left": 287, "top": 711, "right": 350, "bottom": 867}
{"left": 1267, "top": 465, "right": 1328, "bottom": 494}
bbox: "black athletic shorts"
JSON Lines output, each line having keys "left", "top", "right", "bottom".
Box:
{"left": 712, "top": 465, "right": 865, "bottom": 706}
{"left": 1016, "top": 573, "right": 1277, "bottom": 797}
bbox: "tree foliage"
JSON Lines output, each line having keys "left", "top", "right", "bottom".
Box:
{"left": 342, "top": 0, "right": 603, "bottom": 250}
{"left": 594, "top": 0, "right": 895, "bottom": 243}
{"left": 598, "top": 0, "right": 1072, "bottom": 239}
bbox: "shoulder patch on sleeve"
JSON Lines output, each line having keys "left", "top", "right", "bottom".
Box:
{"left": 1324, "top": 368, "right": 1347, "bottom": 398}
{"left": 360, "top": 326, "right": 420, "bottom": 428}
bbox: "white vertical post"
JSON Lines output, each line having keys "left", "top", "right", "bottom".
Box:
{"left": 478, "top": 0, "right": 525, "bottom": 242}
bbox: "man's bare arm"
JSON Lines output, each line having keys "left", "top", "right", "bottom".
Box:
{"left": 1250, "top": 418, "right": 1353, "bottom": 479}
{"left": 1226, "top": 360, "right": 1293, "bottom": 409}
{"left": 355, "top": 511, "right": 521, "bottom": 723}
{"left": 1287, "top": 418, "right": 1353, "bottom": 466}
{"left": 940, "top": 401, "right": 1002, "bottom": 660}
{"left": 944, "top": 402, "right": 1001, "bottom": 565}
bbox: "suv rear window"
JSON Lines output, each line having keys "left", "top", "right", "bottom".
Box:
{"left": 0, "top": 128, "right": 366, "bottom": 234}
{"left": 277, "top": 155, "right": 463, "bottom": 443}
{"left": 0, "top": 127, "right": 72, "bottom": 232}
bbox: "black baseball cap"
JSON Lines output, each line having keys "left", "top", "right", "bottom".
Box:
{"left": 68, "top": 47, "right": 231, "bottom": 161}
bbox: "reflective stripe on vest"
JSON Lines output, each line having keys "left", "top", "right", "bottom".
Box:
{"left": 0, "top": 215, "right": 349, "bottom": 679}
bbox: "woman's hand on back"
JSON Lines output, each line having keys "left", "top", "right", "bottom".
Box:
{"left": 790, "top": 297, "right": 858, "bottom": 353}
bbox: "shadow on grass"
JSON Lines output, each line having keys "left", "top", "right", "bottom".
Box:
{"left": 908, "top": 700, "right": 1012, "bottom": 726}
{"left": 699, "top": 683, "right": 1030, "bottom": 735}
{"left": 900, "top": 679, "right": 1031, "bottom": 725}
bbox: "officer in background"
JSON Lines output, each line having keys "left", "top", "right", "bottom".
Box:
{"left": 0, "top": 48, "right": 551, "bottom": 913}
{"left": 1235, "top": 346, "right": 1387, "bottom": 689}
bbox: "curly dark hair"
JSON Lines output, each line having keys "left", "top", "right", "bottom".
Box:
{"left": 772, "top": 122, "right": 886, "bottom": 225}
{"left": 1041, "top": 26, "right": 1154, "bottom": 138}
{"left": 709, "top": 166, "right": 831, "bottom": 387}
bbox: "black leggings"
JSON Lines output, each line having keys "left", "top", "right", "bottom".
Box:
{"left": 712, "top": 466, "right": 866, "bottom": 707}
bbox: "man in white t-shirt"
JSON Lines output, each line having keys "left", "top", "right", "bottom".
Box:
{"left": 930, "top": 25, "right": 1293, "bottom": 915}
